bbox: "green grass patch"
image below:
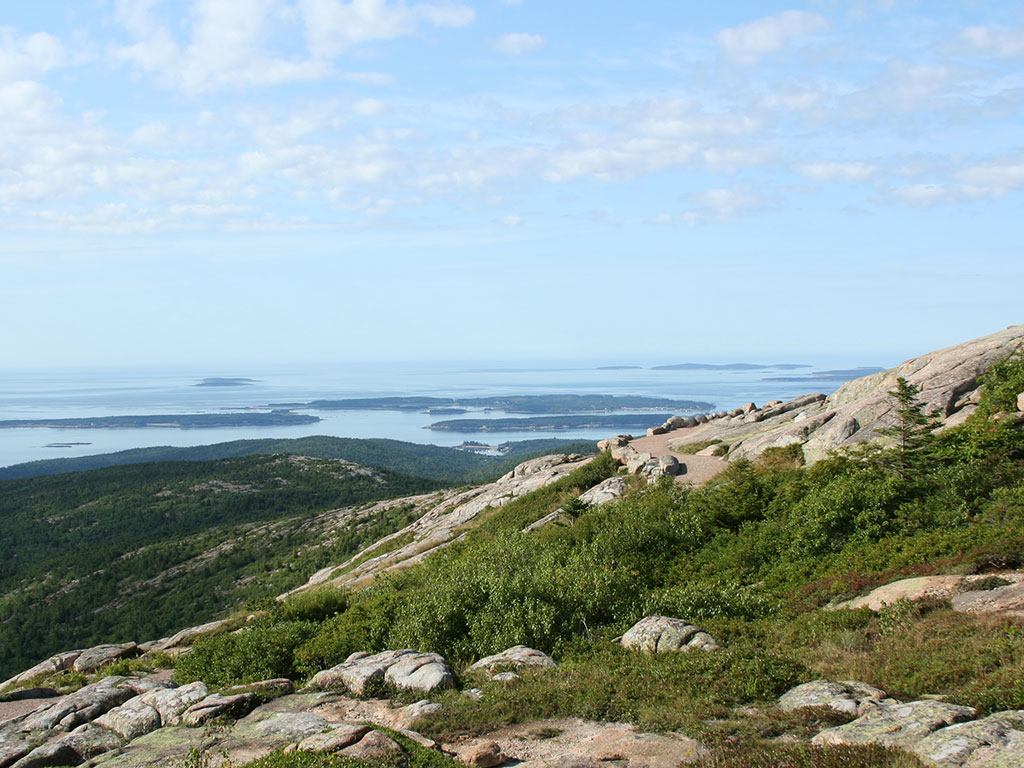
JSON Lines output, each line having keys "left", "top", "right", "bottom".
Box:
{"left": 674, "top": 440, "right": 721, "bottom": 454}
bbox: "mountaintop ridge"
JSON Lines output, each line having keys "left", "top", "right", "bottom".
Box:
{"left": 1, "top": 323, "right": 1023, "bottom": 768}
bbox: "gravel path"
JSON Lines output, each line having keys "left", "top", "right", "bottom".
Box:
{"left": 628, "top": 430, "right": 729, "bottom": 487}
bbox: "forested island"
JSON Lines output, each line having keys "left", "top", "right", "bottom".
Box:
{"left": 194, "top": 377, "right": 258, "bottom": 387}
{"left": 425, "top": 413, "right": 674, "bottom": 432}
{"left": 287, "top": 394, "right": 712, "bottom": 413}
{"left": 0, "top": 411, "right": 320, "bottom": 430}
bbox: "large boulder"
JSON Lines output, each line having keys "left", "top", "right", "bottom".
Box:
{"left": 337, "top": 729, "right": 406, "bottom": 765}
{"left": 619, "top": 616, "right": 720, "bottom": 653}
{"left": 136, "top": 681, "right": 210, "bottom": 726}
{"left": 73, "top": 644, "right": 139, "bottom": 674}
{"left": 910, "top": 710, "right": 1024, "bottom": 767}
{"left": 813, "top": 699, "right": 977, "bottom": 749}
{"left": 298, "top": 723, "right": 371, "bottom": 752}
{"left": 94, "top": 697, "right": 162, "bottom": 741}
{"left": 180, "top": 692, "right": 257, "bottom": 727}
{"left": 778, "top": 680, "right": 887, "bottom": 717}
{"left": 577, "top": 475, "right": 629, "bottom": 507}
{"left": 17, "top": 677, "right": 141, "bottom": 733}
{"left": 469, "top": 646, "right": 556, "bottom": 680}
{"left": 308, "top": 650, "right": 454, "bottom": 695}
{"left": 12, "top": 723, "right": 123, "bottom": 767}
{"left": 149, "top": 620, "right": 232, "bottom": 652}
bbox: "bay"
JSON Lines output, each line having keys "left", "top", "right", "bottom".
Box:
{"left": 0, "top": 357, "right": 878, "bottom": 470}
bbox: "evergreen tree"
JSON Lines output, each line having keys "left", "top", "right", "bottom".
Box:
{"left": 878, "top": 376, "right": 941, "bottom": 479}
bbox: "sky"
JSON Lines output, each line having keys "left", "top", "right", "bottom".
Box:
{"left": 1, "top": 0, "right": 1022, "bottom": 368}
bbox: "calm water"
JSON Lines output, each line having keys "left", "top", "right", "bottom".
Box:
{"left": 0, "top": 359, "right": 878, "bottom": 469}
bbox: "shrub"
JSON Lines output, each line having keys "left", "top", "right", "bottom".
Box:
{"left": 277, "top": 588, "right": 349, "bottom": 623}
{"left": 174, "top": 619, "right": 317, "bottom": 686}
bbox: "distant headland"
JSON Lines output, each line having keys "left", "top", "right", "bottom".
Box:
{"left": 194, "top": 377, "right": 258, "bottom": 387}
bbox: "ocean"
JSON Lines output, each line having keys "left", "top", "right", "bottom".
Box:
{"left": 0, "top": 358, "right": 878, "bottom": 470}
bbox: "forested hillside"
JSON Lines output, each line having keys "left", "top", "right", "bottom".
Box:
{"left": 0, "top": 455, "right": 443, "bottom": 679}
{"left": 0, "top": 436, "right": 596, "bottom": 482}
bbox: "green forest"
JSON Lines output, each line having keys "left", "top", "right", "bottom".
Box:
{"left": 0, "top": 436, "right": 596, "bottom": 482}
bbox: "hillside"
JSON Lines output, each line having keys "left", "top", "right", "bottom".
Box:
{"left": 0, "top": 455, "right": 444, "bottom": 680}
{"left": 0, "top": 436, "right": 597, "bottom": 483}
{"left": 0, "top": 328, "right": 1022, "bottom": 768}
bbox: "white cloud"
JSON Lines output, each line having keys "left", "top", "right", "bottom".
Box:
{"left": 498, "top": 215, "right": 523, "bottom": 227}
{"left": 716, "top": 10, "right": 828, "bottom": 65}
{"left": 298, "top": 0, "right": 474, "bottom": 59}
{"left": 0, "top": 29, "right": 64, "bottom": 83}
{"left": 886, "top": 183, "right": 962, "bottom": 206}
{"left": 112, "top": 0, "right": 331, "bottom": 91}
{"left": 493, "top": 33, "right": 543, "bottom": 55}
{"left": 353, "top": 98, "right": 389, "bottom": 116}
{"left": 962, "top": 25, "right": 1024, "bottom": 58}
{"left": 798, "top": 162, "right": 877, "bottom": 182}
{"left": 682, "top": 185, "right": 770, "bottom": 224}
{"left": 342, "top": 71, "right": 396, "bottom": 85}
{"left": 955, "top": 157, "right": 1024, "bottom": 196}
{"left": 0, "top": 80, "right": 61, "bottom": 127}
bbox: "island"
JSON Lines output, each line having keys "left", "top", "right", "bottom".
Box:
{"left": 0, "top": 411, "right": 321, "bottom": 430}
{"left": 425, "top": 413, "right": 675, "bottom": 432}
{"left": 194, "top": 377, "right": 258, "bottom": 387}
{"left": 761, "top": 367, "right": 885, "bottom": 383}
{"left": 651, "top": 362, "right": 812, "bottom": 371}
{"left": 295, "top": 394, "right": 713, "bottom": 414}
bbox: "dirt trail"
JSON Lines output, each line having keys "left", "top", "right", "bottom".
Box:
{"left": 628, "top": 431, "right": 729, "bottom": 487}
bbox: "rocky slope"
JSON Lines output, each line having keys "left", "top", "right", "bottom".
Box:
{"left": 607, "top": 323, "right": 1024, "bottom": 469}
{"left": 286, "top": 453, "right": 611, "bottom": 595}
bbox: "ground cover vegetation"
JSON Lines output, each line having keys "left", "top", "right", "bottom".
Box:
{"left": 173, "top": 355, "right": 1024, "bottom": 759}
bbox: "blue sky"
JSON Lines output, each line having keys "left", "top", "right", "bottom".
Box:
{"left": 2, "top": 0, "right": 1022, "bottom": 367}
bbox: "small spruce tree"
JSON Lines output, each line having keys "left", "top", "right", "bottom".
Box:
{"left": 878, "top": 376, "right": 941, "bottom": 479}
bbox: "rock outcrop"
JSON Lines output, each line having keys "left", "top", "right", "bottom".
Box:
{"left": 778, "top": 680, "right": 887, "bottom": 716}
{"left": 781, "top": 680, "right": 1024, "bottom": 766}
{"left": 308, "top": 650, "right": 454, "bottom": 696}
{"left": 834, "top": 572, "right": 1024, "bottom": 616}
{"left": 618, "top": 616, "right": 720, "bottom": 653}
{"left": 601, "top": 324, "right": 1024, "bottom": 470}
{"left": 468, "top": 647, "right": 556, "bottom": 680}
{"left": 289, "top": 454, "right": 596, "bottom": 594}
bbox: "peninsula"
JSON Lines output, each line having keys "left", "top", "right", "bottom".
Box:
{"left": 0, "top": 412, "right": 320, "bottom": 430}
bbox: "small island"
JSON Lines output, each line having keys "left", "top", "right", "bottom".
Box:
{"left": 195, "top": 378, "right": 258, "bottom": 387}
{"left": 299, "top": 394, "right": 713, "bottom": 414}
{"left": 425, "top": 413, "right": 675, "bottom": 432}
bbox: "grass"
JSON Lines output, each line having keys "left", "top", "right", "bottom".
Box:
{"left": 674, "top": 440, "right": 721, "bottom": 454}
{"left": 419, "top": 640, "right": 806, "bottom": 740}
{"left": 692, "top": 743, "right": 925, "bottom": 768}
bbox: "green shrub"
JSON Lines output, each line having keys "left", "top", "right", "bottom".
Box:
{"left": 174, "top": 619, "right": 317, "bottom": 686}
{"left": 277, "top": 588, "right": 349, "bottom": 623}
